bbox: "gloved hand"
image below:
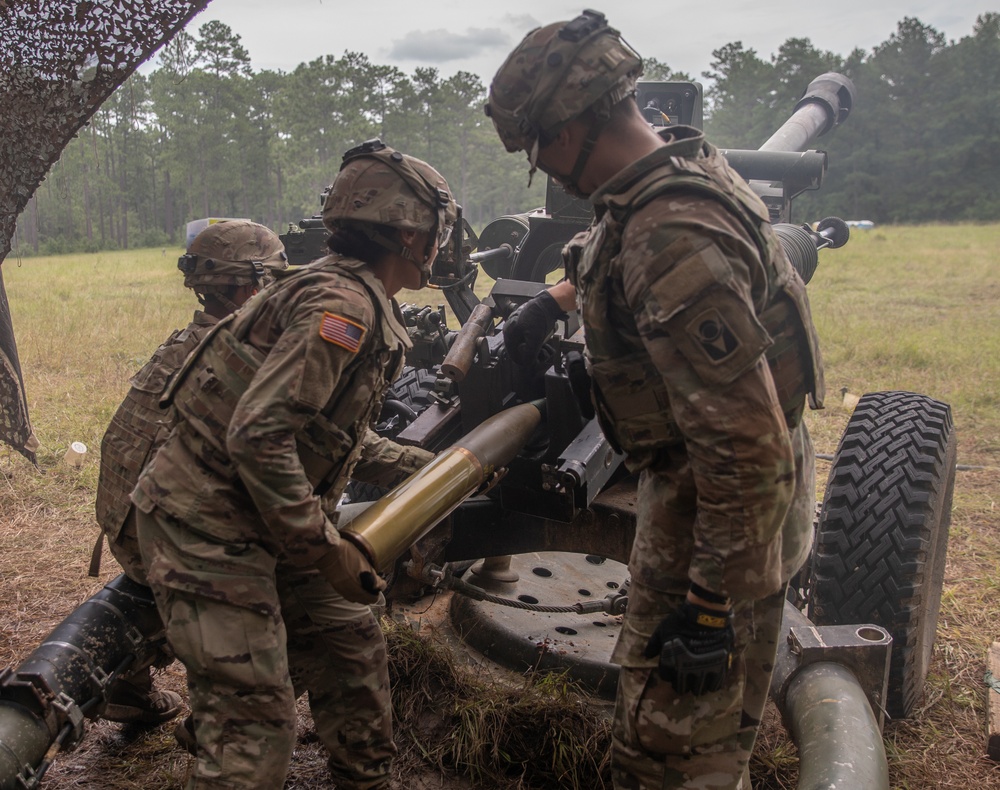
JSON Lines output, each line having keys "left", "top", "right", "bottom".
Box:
{"left": 409, "top": 446, "right": 436, "bottom": 469}
{"left": 503, "top": 290, "right": 567, "bottom": 366}
{"left": 314, "top": 540, "right": 386, "bottom": 605}
{"left": 643, "top": 599, "right": 735, "bottom": 695}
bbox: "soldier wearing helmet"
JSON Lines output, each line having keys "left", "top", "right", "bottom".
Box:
{"left": 488, "top": 11, "right": 823, "bottom": 790}
{"left": 93, "top": 219, "right": 286, "bottom": 727}
{"left": 178, "top": 218, "right": 288, "bottom": 315}
{"left": 132, "top": 141, "right": 456, "bottom": 789}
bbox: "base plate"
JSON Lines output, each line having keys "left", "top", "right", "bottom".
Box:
{"left": 447, "top": 551, "right": 627, "bottom": 699}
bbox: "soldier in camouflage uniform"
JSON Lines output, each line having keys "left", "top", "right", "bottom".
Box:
{"left": 486, "top": 11, "right": 823, "bottom": 789}
{"left": 94, "top": 219, "right": 286, "bottom": 724}
{"left": 133, "top": 140, "right": 457, "bottom": 790}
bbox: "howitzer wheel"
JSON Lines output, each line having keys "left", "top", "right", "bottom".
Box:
{"left": 808, "top": 390, "right": 956, "bottom": 719}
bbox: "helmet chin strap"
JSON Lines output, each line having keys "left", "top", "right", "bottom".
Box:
{"left": 406, "top": 256, "right": 431, "bottom": 289}
{"left": 196, "top": 289, "right": 241, "bottom": 314}
{"left": 543, "top": 118, "right": 604, "bottom": 199}
{"left": 364, "top": 226, "right": 409, "bottom": 259}
{"left": 364, "top": 225, "right": 434, "bottom": 288}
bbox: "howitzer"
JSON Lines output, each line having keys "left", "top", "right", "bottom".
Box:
{"left": 722, "top": 72, "right": 855, "bottom": 223}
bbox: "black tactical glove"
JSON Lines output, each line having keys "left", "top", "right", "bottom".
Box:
{"left": 503, "top": 290, "right": 567, "bottom": 367}
{"left": 643, "top": 599, "right": 735, "bottom": 695}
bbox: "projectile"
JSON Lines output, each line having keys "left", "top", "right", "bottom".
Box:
{"left": 340, "top": 401, "right": 543, "bottom": 570}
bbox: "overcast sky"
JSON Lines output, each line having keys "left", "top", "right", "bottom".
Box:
{"left": 177, "top": 0, "right": 992, "bottom": 85}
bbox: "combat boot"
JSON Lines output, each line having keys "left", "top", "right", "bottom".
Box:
{"left": 174, "top": 713, "right": 197, "bottom": 755}
{"left": 103, "top": 669, "right": 182, "bottom": 725}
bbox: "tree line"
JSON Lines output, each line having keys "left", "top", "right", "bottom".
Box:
{"left": 12, "top": 13, "right": 1000, "bottom": 256}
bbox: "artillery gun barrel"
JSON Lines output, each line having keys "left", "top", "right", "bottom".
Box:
{"left": 758, "top": 102, "right": 833, "bottom": 152}
{"left": 760, "top": 72, "right": 856, "bottom": 154}
{"left": 720, "top": 72, "right": 856, "bottom": 222}
{"left": 340, "top": 401, "right": 543, "bottom": 570}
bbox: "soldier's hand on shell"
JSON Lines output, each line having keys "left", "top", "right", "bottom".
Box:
{"left": 314, "top": 540, "right": 387, "bottom": 605}
{"left": 643, "top": 600, "right": 735, "bottom": 696}
{"left": 410, "top": 446, "right": 436, "bottom": 469}
{"left": 502, "top": 290, "right": 567, "bottom": 367}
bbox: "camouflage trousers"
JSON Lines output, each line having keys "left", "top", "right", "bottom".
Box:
{"left": 611, "top": 582, "right": 785, "bottom": 790}
{"left": 609, "top": 423, "right": 815, "bottom": 790}
{"left": 100, "top": 506, "right": 177, "bottom": 694}
{"left": 106, "top": 506, "right": 149, "bottom": 585}
{"left": 136, "top": 506, "right": 395, "bottom": 790}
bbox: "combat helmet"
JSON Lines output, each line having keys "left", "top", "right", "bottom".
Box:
{"left": 485, "top": 9, "right": 642, "bottom": 183}
{"left": 322, "top": 139, "right": 458, "bottom": 288}
{"left": 178, "top": 220, "right": 288, "bottom": 309}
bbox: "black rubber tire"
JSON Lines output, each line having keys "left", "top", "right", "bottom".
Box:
{"left": 808, "top": 390, "right": 956, "bottom": 720}
{"left": 343, "top": 365, "right": 438, "bottom": 504}
{"left": 384, "top": 365, "right": 438, "bottom": 412}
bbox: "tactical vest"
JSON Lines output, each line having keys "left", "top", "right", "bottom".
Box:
{"left": 162, "top": 259, "right": 406, "bottom": 504}
{"left": 566, "top": 135, "right": 824, "bottom": 459}
{"left": 95, "top": 318, "right": 214, "bottom": 543}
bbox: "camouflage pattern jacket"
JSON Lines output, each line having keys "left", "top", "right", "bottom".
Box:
{"left": 96, "top": 310, "right": 217, "bottom": 547}
{"left": 133, "top": 256, "right": 425, "bottom": 568}
{"left": 564, "top": 126, "right": 823, "bottom": 599}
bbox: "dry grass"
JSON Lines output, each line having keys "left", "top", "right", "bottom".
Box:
{"left": 385, "top": 612, "right": 612, "bottom": 789}
{"left": 2, "top": 225, "right": 1000, "bottom": 789}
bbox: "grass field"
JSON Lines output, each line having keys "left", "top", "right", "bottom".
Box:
{"left": 0, "top": 223, "right": 998, "bottom": 789}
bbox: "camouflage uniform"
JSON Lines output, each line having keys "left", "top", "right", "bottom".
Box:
{"left": 96, "top": 310, "right": 217, "bottom": 584}
{"left": 486, "top": 13, "right": 824, "bottom": 786}
{"left": 133, "top": 256, "right": 430, "bottom": 790}
{"left": 562, "top": 126, "right": 822, "bottom": 789}
{"left": 92, "top": 312, "right": 215, "bottom": 724}
{"left": 92, "top": 220, "right": 287, "bottom": 727}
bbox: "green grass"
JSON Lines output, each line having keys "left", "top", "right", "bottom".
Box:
{"left": 801, "top": 223, "right": 1000, "bottom": 461}
{"left": 4, "top": 247, "right": 191, "bottom": 480}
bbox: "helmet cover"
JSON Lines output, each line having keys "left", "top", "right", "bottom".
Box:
{"left": 322, "top": 139, "right": 458, "bottom": 286}
{"left": 179, "top": 219, "right": 287, "bottom": 292}
{"left": 485, "top": 10, "right": 642, "bottom": 170}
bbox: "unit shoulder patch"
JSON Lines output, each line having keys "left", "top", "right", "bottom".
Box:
{"left": 667, "top": 289, "right": 772, "bottom": 386}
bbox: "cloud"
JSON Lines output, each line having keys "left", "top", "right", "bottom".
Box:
{"left": 387, "top": 27, "right": 512, "bottom": 63}
{"left": 503, "top": 13, "right": 541, "bottom": 30}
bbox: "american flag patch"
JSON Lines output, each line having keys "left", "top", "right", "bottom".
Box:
{"left": 319, "top": 312, "right": 365, "bottom": 352}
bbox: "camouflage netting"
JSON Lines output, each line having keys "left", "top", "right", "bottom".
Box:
{"left": 0, "top": 0, "right": 211, "bottom": 462}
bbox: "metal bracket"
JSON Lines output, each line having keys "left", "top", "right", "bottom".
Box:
{"left": 123, "top": 624, "right": 146, "bottom": 651}
{"left": 0, "top": 669, "right": 50, "bottom": 719}
{"left": 14, "top": 761, "right": 40, "bottom": 790}
{"left": 87, "top": 664, "right": 114, "bottom": 700}
{"left": 544, "top": 419, "right": 624, "bottom": 508}
{"left": 50, "top": 691, "right": 86, "bottom": 750}
{"left": 787, "top": 621, "right": 892, "bottom": 729}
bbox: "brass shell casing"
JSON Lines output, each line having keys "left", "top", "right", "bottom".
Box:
{"left": 342, "top": 449, "right": 482, "bottom": 569}
{"left": 340, "top": 402, "right": 542, "bottom": 569}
